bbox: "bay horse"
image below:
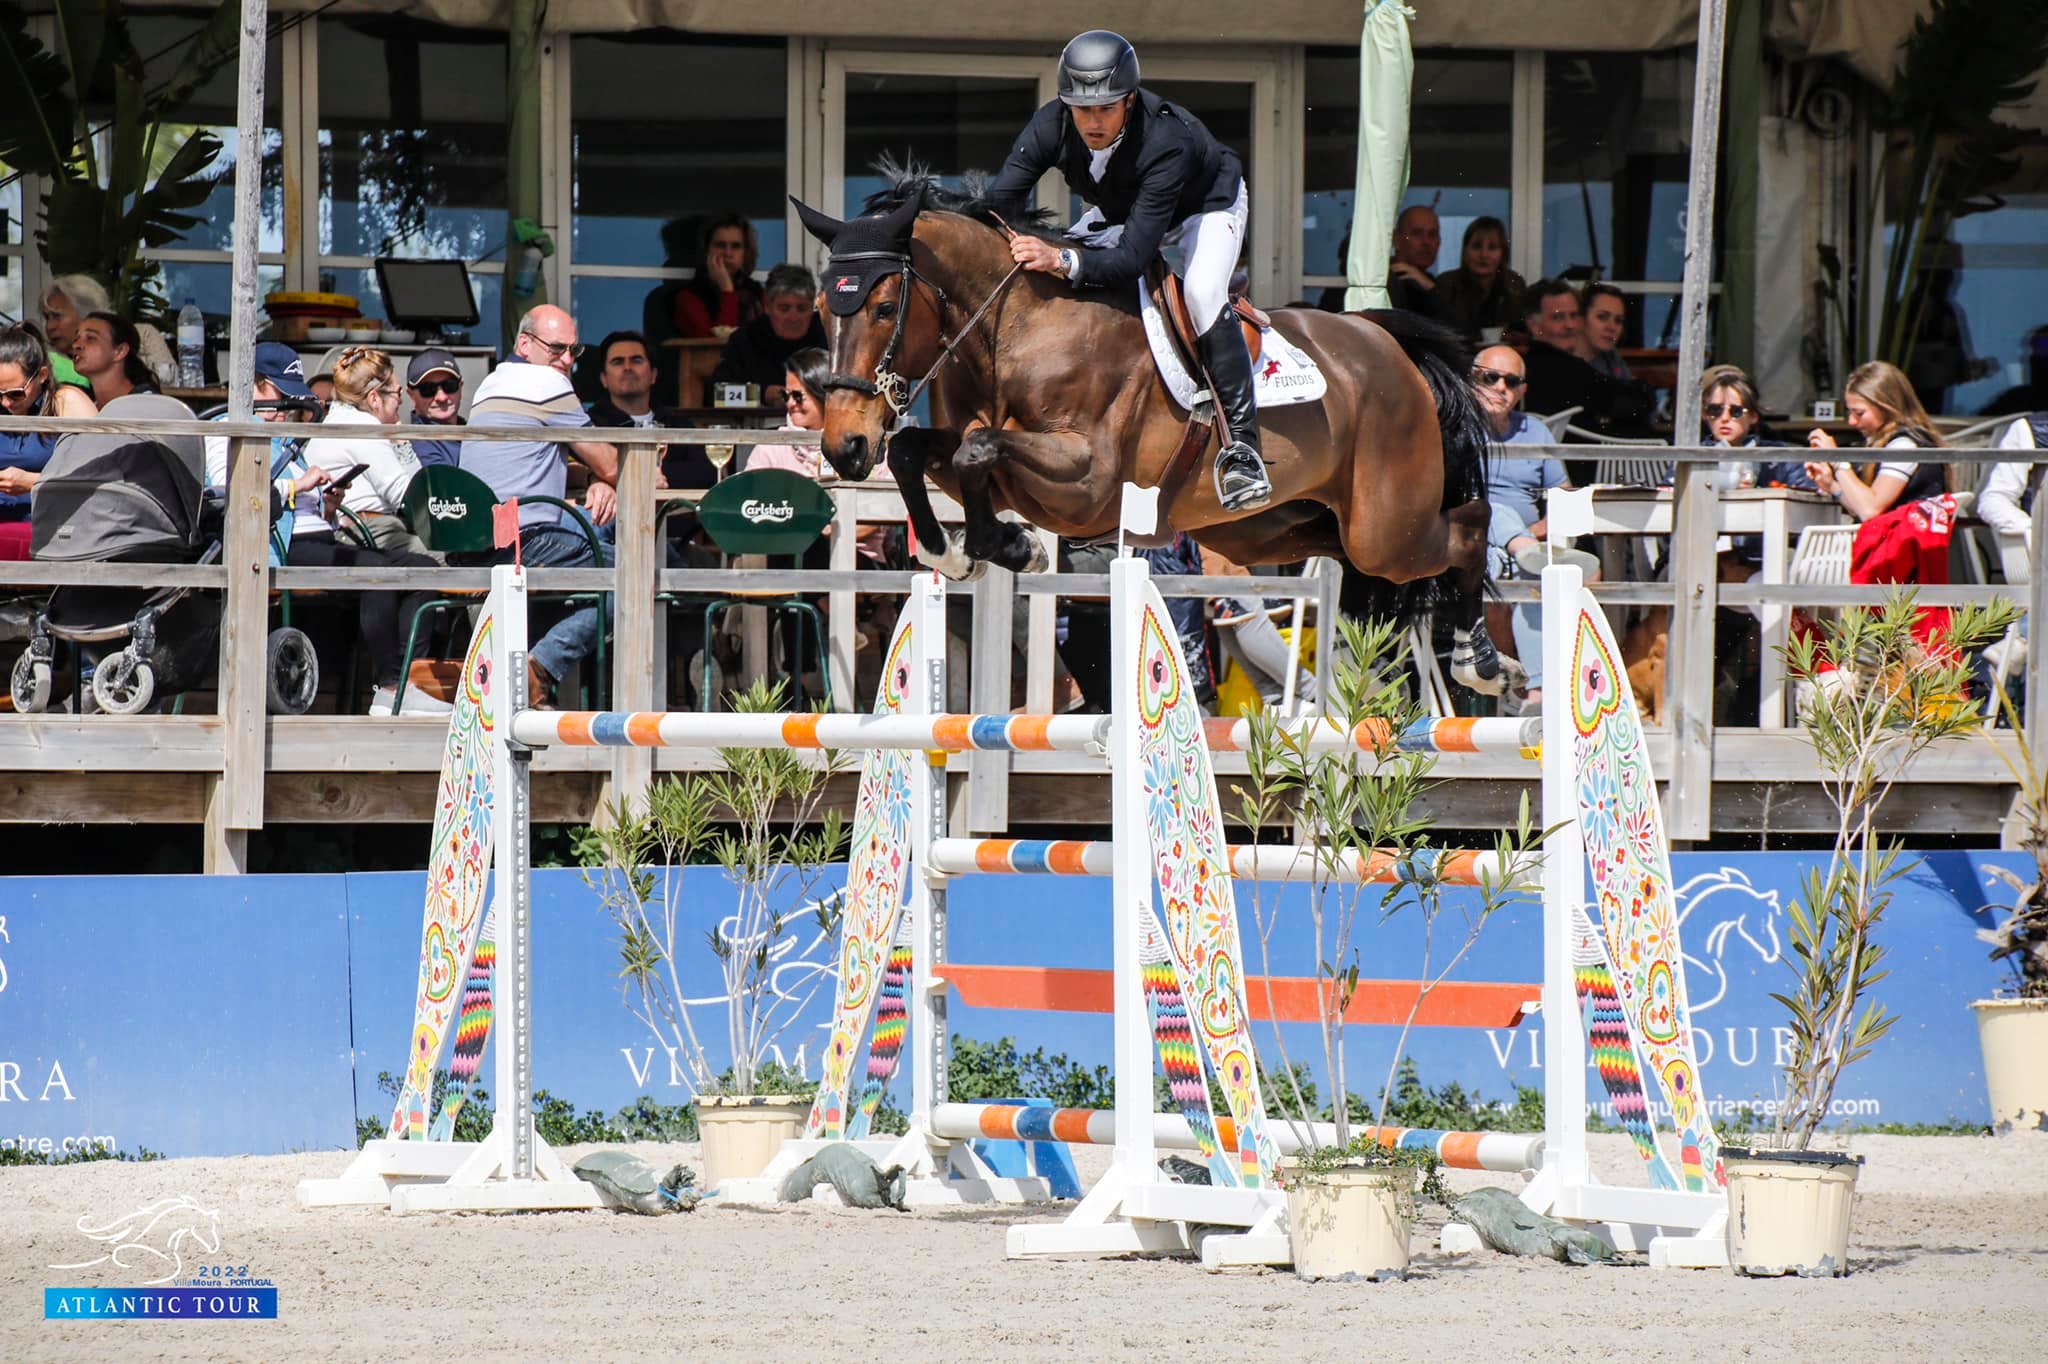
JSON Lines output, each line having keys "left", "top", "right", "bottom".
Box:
{"left": 792, "top": 169, "right": 1497, "bottom": 672}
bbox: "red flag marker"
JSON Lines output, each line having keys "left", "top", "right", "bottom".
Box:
{"left": 492, "top": 498, "right": 521, "bottom": 567}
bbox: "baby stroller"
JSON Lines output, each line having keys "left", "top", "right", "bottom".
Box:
{"left": 12, "top": 393, "right": 318, "bottom": 715}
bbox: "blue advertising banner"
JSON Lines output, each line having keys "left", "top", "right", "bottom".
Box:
{"left": 0, "top": 852, "right": 2016, "bottom": 1158}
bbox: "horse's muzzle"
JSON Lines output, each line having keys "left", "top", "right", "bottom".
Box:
{"left": 827, "top": 433, "right": 878, "bottom": 481}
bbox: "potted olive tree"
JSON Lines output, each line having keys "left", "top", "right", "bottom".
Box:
{"left": 1732, "top": 593, "right": 2015, "bottom": 1276}
{"left": 1235, "top": 615, "right": 1542, "bottom": 1281}
{"left": 1976, "top": 683, "right": 2048, "bottom": 1131}
{"left": 582, "top": 681, "right": 848, "bottom": 1190}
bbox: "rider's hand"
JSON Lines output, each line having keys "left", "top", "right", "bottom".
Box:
{"left": 1010, "top": 236, "right": 1065, "bottom": 275}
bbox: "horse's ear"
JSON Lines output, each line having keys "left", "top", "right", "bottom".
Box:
{"left": 878, "top": 191, "right": 922, "bottom": 244}
{"left": 791, "top": 196, "right": 844, "bottom": 247}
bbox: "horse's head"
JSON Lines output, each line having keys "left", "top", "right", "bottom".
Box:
{"left": 793, "top": 191, "right": 941, "bottom": 480}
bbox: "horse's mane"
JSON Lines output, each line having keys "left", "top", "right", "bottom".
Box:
{"left": 858, "top": 154, "right": 1065, "bottom": 244}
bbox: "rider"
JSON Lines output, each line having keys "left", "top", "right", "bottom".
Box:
{"left": 987, "top": 31, "right": 1272, "bottom": 513}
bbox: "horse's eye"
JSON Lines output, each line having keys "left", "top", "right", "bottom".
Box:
{"left": 874, "top": 301, "right": 897, "bottom": 320}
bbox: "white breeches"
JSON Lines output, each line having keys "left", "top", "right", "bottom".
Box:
{"left": 1067, "top": 178, "right": 1249, "bottom": 330}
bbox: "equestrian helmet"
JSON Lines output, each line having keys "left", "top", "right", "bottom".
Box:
{"left": 1058, "top": 31, "right": 1139, "bottom": 107}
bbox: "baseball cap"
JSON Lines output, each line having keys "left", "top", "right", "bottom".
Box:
{"left": 251, "top": 341, "right": 312, "bottom": 399}
{"left": 406, "top": 348, "right": 461, "bottom": 386}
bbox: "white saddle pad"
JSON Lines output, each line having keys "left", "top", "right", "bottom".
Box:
{"left": 1138, "top": 284, "right": 1328, "bottom": 412}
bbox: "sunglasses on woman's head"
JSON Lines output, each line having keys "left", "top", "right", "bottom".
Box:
{"left": 1704, "top": 403, "right": 1749, "bottom": 420}
{"left": 1471, "top": 368, "right": 1525, "bottom": 391}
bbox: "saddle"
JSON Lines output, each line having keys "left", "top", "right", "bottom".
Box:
{"left": 1143, "top": 261, "right": 1270, "bottom": 504}
{"left": 1146, "top": 260, "right": 1268, "bottom": 373}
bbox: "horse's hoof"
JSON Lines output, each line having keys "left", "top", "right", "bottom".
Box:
{"left": 916, "top": 532, "right": 984, "bottom": 582}
{"left": 1019, "top": 533, "right": 1050, "bottom": 575}
{"left": 1450, "top": 628, "right": 1517, "bottom": 697}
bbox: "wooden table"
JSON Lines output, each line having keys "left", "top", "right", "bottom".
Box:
{"left": 1586, "top": 485, "right": 1842, "bottom": 728}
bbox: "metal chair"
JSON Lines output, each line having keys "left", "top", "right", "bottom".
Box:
{"left": 693, "top": 468, "right": 837, "bottom": 711}
{"left": 391, "top": 464, "right": 608, "bottom": 709}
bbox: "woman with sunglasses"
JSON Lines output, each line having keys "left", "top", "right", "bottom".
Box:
{"left": 748, "top": 347, "right": 889, "bottom": 568}
{"left": 0, "top": 322, "right": 99, "bottom": 560}
{"left": 1700, "top": 368, "right": 1814, "bottom": 491}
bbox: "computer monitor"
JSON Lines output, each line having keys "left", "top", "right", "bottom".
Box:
{"left": 374, "top": 258, "right": 480, "bottom": 331}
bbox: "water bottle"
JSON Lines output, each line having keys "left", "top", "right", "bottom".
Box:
{"left": 176, "top": 300, "right": 205, "bottom": 389}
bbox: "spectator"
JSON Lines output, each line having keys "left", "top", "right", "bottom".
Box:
{"left": 1521, "top": 277, "right": 1653, "bottom": 437}
{"left": 38, "top": 275, "right": 108, "bottom": 393}
{"left": 1703, "top": 368, "right": 1812, "bottom": 490}
{"left": 1805, "top": 360, "right": 1950, "bottom": 520}
{"left": 1434, "top": 216, "right": 1524, "bottom": 342}
{"left": 1385, "top": 204, "right": 1445, "bottom": 321}
{"left": 1472, "top": 342, "right": 1597, "bottom": 714}
{"left": 745, "top": 347, "right": 832, "bottom": 479}
{"left": 309, "top": 372, "right": 336, "bottom": 406}
{"left": 202, "top": 343, "right": 329, "bottom": 567}
{"left": 711, "top": 264, "right": 827, "bottom": 404}
{"left": 304, "top": 346, "right": 431, "bottom": 554}
{"left": 70, "top": 312, "right": 157, "bottom": 405}
{"left": 587, "top": 330, "right": 715, "bottom": 490}
{"left": 1976, "top": 411, "right": 2048, "bottom": 536}
{"left": 464, "top": 303, "right": 632, "bottom": 706}
{"left": 0, "top": 321, "right": 98, "bottom": 559}
{"left": 286, "top": 345, "right": 443, "bottom": 714}
{"left": 1980, "top": 325, "right": 2048, "bottom": 416}
{"left": 404, "top": 349, "right": 466, "bottom": 468}
{"left": 1580, "top": 283, "right": 1633, "bottom": 381}
{"left": 672, "top": 215, "right": 764, "bottom": 340}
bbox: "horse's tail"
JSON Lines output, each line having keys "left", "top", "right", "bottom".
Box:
{"left": 1360, "top": 308, "right": 1488, "bottom": 510}
{"left": 1337, "top": 310, "right": 1492, "bottom": 630}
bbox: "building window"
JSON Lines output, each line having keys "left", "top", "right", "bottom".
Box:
{"left": 1543, "top": 50, "right": 1699, "bottom": 346}
{"left": 124, "top": 15, "right": 285, "bottom": 318}
{"left": 1, "top": 158, "right": 24, "bottom": 324}
{"left": 1916, "top": 194, "right": 2048, "bottom": 415}
{"left": 1303, "top": 49, "right": 1513, "bottom": 295}
{"left": 318, "top": 17, "right": 507, "bottom": 329}
{"left": 569, "top": 34, "right": 786, "bottom": 345}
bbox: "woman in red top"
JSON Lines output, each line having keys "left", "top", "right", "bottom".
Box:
{"left": 672, "top": 215, "right": 763, "bottom": 338}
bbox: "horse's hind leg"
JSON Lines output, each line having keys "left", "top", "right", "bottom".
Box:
{"left": 952, "top": 429, "right": 1053, "bottom": 575}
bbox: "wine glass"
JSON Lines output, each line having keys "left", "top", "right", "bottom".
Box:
{"left": 706, "top": 442, "right": 735, "bottom": 481}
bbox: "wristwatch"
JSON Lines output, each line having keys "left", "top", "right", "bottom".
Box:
{"left": 1059, "top": 248, "right": 1082, "bottom": 283}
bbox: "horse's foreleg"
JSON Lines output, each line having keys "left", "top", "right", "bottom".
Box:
{"left": 952, "top": 429, "right": 1052, "bottom": 575}
{"left": 884, "top": 427, "right": 964, "bottom": 572}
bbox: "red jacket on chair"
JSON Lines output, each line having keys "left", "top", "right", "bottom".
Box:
{"left": 1851, "top": 493, "right": 1957, "bottom": 648}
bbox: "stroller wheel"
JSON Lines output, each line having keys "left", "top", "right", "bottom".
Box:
{"left": 10, "top": 651, "right": 51, "bottom": 713}
{"left": 266, "top": 627, "right": 319, "bottom": 715}
{"left": 92, "top": 649, "right": 156, "bottom": 714}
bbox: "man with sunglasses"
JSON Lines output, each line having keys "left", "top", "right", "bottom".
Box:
{"left": 464, "top": 304, "right": 634, "bottom": 705}
{"left": 1472, "top": 344, "right": 1597, "bottom": 714}
{"left": 404, "top": 349, "right": 466, "bottom": 468}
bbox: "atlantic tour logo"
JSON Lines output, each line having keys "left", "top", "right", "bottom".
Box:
{"left": 741, "top": 499, "right": 797, "bottom": 525}
{"left": 45, "top": 1195, "right": 279, "bottom": 1320}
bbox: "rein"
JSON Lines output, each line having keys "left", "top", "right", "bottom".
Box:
{"left": 822, "top": 224, "right": 1026, "bottom": 420}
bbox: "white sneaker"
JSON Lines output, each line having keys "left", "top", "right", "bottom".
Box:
{"left": 399, "top": 688, "right": 453, "bottom": 716}
{"left": 369, "top": 685, "right": 453, "bottom": 717}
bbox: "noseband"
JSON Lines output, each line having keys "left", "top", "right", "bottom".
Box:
{"left": 821, "top": 244, "right": 1024, "bottom": 420}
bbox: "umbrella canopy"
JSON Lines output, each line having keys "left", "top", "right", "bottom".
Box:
{"left": 1344, "top": 0, "right": 1416, "bottom": 312}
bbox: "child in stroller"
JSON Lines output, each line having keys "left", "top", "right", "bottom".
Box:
{"left": 12, "top": 392, "right": 320, "bottom": 714}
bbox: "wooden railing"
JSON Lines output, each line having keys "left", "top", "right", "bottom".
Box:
{"left": 0, "top": 414, "right": 2039, "bottom": 867}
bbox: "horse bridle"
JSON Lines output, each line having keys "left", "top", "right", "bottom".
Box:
{"left": 821, "top": 243, "right": 1024, "bottom": 421}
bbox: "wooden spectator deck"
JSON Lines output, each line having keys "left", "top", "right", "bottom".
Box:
{"left": 0, "top": 416, "right": 2037, "bottom": 867}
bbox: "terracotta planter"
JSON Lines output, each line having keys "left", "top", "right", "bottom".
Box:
{"left": 696, "top": 1094, "right": 807, "bottom": 1192}
{"left": 1285, "top": 1162, "right": 1417, "bottom": 1281}
{"left": 1972, "top": 996, "right": 2048, "bottom": 1133}
{"left": 1723, "top": 1146, "right": 1863, "bottom": 1277}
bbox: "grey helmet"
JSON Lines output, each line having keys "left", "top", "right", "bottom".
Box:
{"left": 1058, "top": 31, "right": 1139, "bottom": 107}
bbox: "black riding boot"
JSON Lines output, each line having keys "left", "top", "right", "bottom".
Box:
{"left": 1196, "top": 315, "right": 1272, "bottom": 512}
